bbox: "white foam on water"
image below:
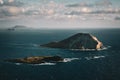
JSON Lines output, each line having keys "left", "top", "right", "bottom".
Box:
{"left": 63, "top": 58, "right": 79, "bottom": 62}
{"left": 98, "top": 46, "right": 111, "bottom": 51}
{"left": 70, "top": 46, "right": 111, "bottom": 51}
{"left": 85, "top": 55, "right": 105, "bottom": 60}
{"left": 34, "top": 62, "right": 56, "bottom": 66}
{"left": 14, "top": 62, "right": 56, "bottom": 66}
{"left": 32, "top": 58, "right": 80, "bottom": 65}
{"left": 70, "top": 49, "right": 96, "bottom": 51}
{"left": 32, "top": 44, "right": 39, "bottom": 47}
{"left": 15, "top": 63, "right": 22, "bottom": 65}
{"left": 32, "top": 58, "right": 80, "bottom": 66}
{"left": 93, "top": 56, "right": 105, "bottom": 59}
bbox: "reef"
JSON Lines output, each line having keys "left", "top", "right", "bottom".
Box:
{"left": 5, "top": 56, "right": 63, "bottom": 64}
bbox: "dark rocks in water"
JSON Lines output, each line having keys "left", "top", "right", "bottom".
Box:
{"left": 7, "top": 28, "right": 15, "bottom": 31}
{"left": 41, "top": 33, "right": 103, "bottom": 50}
{"left": 5, "top": 56, "right": 63, "bottom": 64}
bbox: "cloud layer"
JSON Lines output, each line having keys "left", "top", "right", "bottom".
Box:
{"left": 0, "top": 0, "right": 120, "bottom": 21}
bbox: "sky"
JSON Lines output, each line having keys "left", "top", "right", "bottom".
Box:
{"left": 0, "top": 0, "right": 120, "bottom": 29}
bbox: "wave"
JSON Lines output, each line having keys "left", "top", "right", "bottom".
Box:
{"left": 15, "top": 63, "right": 22, "bottom": 65}
{"left": 85, "top": 55, "right": 105, "bottom": 60}
{"left": 70, "top": 45, "right": 111, "bottom": 51}
{"left": 34, "top": 63, "right": 56, "bottom": 66}
{"left": 63, "top": 58, "right": 80, "bottom": 62}
{"left": 15, "top": 62, "right": 56, "bottom": 66}
{"left": 70, "top": 49, "right": 96, "bottom": 51}
{"left": 97, "top": 46, "right": 111, "bottom": 51}
{"left": 94, "top": 55, "right": 105, "bottom": 59}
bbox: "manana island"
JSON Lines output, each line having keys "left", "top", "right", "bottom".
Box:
{"left": 6, "top": 33, "right": 104, "bottom": 64}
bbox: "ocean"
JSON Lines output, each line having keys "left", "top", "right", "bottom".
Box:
{"left": 0, "top": 29, "right": 120, "bottom": 80}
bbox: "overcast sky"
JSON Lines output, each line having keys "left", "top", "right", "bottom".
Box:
{"left": 0, "top": 0, "right": 120, "bottom": 29}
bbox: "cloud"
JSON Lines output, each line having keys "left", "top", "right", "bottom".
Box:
{"left": 0, "top": 0, "right": 24, "bottom": 18}
{"left": 95, "top": 0, "right": 112, "bottom": 7}
{"left": 8, "top": 0, "right": 14, "bottom": 3}
{"left": 0, "top": 0, "right": 120, "bottom": 22}
{"left": 0, "top": 6, "right": 23, "bottom": 17}
{"left": 66, "top": 2, "right": 94, "bottom": 8}
{"left": 115, "top": 16, "right": 120, "bottom": 20}
{"left": 0, "top": 0, "right": 24, "bottom": 7}
{"left": 65, "top": 7, "right": 120, "bottom": 15}
{"left": 66, "top": 0, "right": 112, "bottom": 8}
{"left": 0, "top": 0, "right": 4, "bottom": 4}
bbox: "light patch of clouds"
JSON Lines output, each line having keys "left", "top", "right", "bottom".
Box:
{"left": 95, "top": 0, "right": 112, "bottom": 7}
{"left": 0, "top": 0, "right": 24, "bottom": 18}
{"left": 66, "top": 2, "right": 94, "bottom": 8}
{"left": 0, "top": 6, "right": 23, "bottom": 17}
{"left": 8, "top": 0, "right": 14, "bottom": 3}
{"left": 0, "top": 0, "right": 24, "bottom": 7}
{"left": 65, "top": 7, "right": 120, "bottom": 15}
{"left": 6, "top": 6, "right": 23, "bottom": 16}
{"left": 0, "top": 0, "right": 4, "bottom": 4}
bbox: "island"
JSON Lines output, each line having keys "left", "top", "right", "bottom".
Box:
{"left": 41, "top": 33, "right": 104, "bottom": 50}
{"left": 5, "top": 56, "right": 63, "bottom": 64}
{"left": 7, "top": 25, "right": 28, "bottom": 31}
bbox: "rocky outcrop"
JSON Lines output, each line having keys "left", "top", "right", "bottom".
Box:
{"left": 6, "top": 56, "right": 63, "bottom": 64}
{"left": 41, "top": 33, "right": 103, "bottom": 50}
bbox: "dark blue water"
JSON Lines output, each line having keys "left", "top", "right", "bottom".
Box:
{"left": 0, "top": 29, "right": 120, "bottom": 80}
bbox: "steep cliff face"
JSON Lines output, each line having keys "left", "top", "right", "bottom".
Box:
{"left": 41, "top": 33, "right": 104, "bottom": 50}
{"left": 91, "top": 35, "right": 103, "bottom": 49}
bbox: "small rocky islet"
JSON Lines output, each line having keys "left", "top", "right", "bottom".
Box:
{"left": 7, "top": 25, "right": 28, "bottom": 31}
{"left": 6, "top": 56, "right": 63, "bottom": 64}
